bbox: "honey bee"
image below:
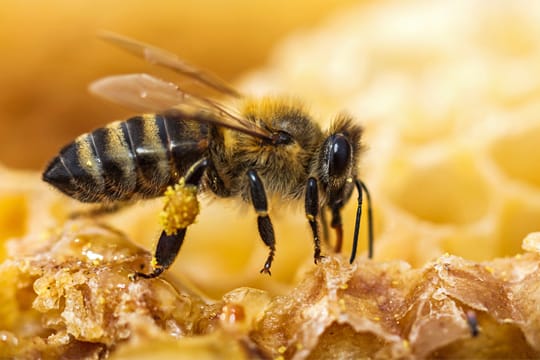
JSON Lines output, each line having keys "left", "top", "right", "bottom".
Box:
{"left": 43, "top": 33, "right": 373, "bottom": 278}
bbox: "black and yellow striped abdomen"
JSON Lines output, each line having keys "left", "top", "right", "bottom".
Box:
{"left": 43, "top": 114, "right": 207, "bottom": 202}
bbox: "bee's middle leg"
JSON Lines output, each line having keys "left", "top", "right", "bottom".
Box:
{"left": 247, "top": 169, "right": 276, "bottom": 275}
{"left": 132, "top": 158, "right": 209, "bottom": 280}
{"left": 305, "top": 177, "right": 323, "bottom": 263}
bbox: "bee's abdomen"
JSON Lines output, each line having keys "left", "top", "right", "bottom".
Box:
{"left": 43, "top": 114, "right": 207, "bottom": 203}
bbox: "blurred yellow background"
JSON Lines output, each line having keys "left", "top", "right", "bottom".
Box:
{"left": 0, "top": 0, "right": 359, "bottom": 170}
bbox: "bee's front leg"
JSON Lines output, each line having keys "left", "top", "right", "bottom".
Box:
{"left": 131, "top": 158, "right": 209, "bottom": 280}
{"left": 350, "top": 178, "right": 374, "bottom": 263}
{"left": 247, "top": 169, "right": 276, "bottom": 275}
{"left": 330, "top": 203, "right": 344, "bottom": 253}
{"left": 305, "top": 177, "right": 323, "bottom": 263}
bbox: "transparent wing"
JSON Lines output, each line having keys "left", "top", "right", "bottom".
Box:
{"left": 90, "top": 73, "right": 271, "bottom": 140}
{"left": 90, "top": 73, "right": 186, "bottom": 113}
{"left": 99, "top": 31, "right": 241, "bottom": 97}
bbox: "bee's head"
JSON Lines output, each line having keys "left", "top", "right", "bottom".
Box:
{"left": 318, "top": 114, "right": 363, "bottom": 205}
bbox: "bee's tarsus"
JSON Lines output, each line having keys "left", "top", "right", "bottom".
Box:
{"left": 258, "top": 217, "right": 276, "bottom": 275}
{"left": 259, "top": 264, "right": 272, "bottom": 276}
{"left": 260, "top": 248, "right": 274, "bottom": 275}
{"left": 314, "top": 254, "right": 325, "bottom": 264}
{"left": 131, "top": 266, "right": 165, "bottom": 280}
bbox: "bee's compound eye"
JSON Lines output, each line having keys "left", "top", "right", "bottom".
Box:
{"left": 328, "top": 134, "right": 351, "bottom": 176}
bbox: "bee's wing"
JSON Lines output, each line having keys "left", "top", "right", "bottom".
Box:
{"left": 90, "top": 73, "right": 185, "bottom": 113}
{"left": 90, "top": 73, "right": 271, "bottom": 140}
{"left": 99, "top": 31, "right": 241, "bottom": 97}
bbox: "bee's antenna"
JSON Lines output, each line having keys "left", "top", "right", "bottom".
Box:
{"left": 350, "top": 179, "right": 374, "bottom": 263}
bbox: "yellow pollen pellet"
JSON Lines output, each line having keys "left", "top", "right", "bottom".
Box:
{"left": 159, "top": 178, "right": 200, "bottom": 235}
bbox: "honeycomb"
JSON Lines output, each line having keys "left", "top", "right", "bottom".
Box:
{"left": 1, "top": 0, "right": 540, "bottom": 358}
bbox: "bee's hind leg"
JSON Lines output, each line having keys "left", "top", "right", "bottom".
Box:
{"left": 132, "top": 229, "right": 186, "bottom": 279}
{"left": 247, "top": 169, "right": 276, "bottom": 275}
{"left": 131, "top": 158, "right": 209, "bottom": 280}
